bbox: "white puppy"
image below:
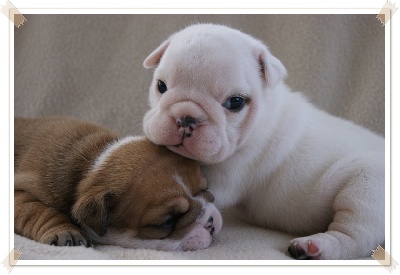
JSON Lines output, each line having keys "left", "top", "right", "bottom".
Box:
{"left": 142, "top": 23, "right": 385, "bottom": 260}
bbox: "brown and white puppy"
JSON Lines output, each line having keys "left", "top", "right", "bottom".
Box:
{"left": 14, "top": 116, "right": 222, "bottom": 251}
{"left": 142, "top": 24, "right": 385, "bottom": 259}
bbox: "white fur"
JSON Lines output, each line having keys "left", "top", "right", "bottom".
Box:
{"left": 142, "top": 24, "right": 385, "bottom": 259}
{"left": 92, "top": 135, "right": 144, "bottom": 171}
{"left": 173, "top": 174, "right": 192, "bottom": 197}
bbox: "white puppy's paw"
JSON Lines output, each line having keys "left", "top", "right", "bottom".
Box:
{"left": 288, "top": 232, "right": 343, "bottom": 260}
{"left": 288, "top": 239, "right": 322, "bottom": 260}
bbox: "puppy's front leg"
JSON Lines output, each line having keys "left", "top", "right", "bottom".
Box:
{"left": 14, "top": 174, "right": 90, "bottom": 247}
{"left": 288, "top": 153, "right": 384, "bottom": 260}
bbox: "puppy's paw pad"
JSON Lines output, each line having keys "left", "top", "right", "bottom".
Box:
{"left": 288, "top": 240, "right": 321, "bottom": 260}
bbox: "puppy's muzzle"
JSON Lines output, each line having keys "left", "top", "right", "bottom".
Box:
{"left": 177, "top": 116, "right": 198, "bottom": 138}
{"left": 179, "top": 202, "right": 222, "bottom": 251}
{"left": 199, "top": 204, "right": 222, "bottom": 237}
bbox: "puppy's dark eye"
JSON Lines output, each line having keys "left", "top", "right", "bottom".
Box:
{"left": 222, "top": 96, "right": 249, "bottom": 112}
{"left": 157, "top": 80, "right": 168, "bottom": 94}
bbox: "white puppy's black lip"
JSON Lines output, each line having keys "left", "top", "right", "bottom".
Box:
{"left": 174, "top": 143, "right": 184, "bottom": 148}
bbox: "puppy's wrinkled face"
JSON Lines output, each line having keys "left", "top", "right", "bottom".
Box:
{"left": 73, "top": 139, "right": 222, "bottom": 251}
{"left": 108, "top": 142, "right": 217, "bottom": 241}
{"left": 143, "top": 24, "right": 287, "bottom": 164}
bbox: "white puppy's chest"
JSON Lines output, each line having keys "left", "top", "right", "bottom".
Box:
{"left": 204, "top": 152, "right": 337, "bottom": 235}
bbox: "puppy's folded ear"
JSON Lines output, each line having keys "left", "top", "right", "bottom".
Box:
{"left": 258, "top": 48, "right": 287, "bottom": 89}
{"left": 143, "top": 40, "right": 171, "bottom": 69}
{"left": 72, "top": 189, "right": 116, "bottom": 237}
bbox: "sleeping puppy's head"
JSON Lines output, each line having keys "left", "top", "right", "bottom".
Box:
{"left": 142, "top": 23, "right": 287, "bottom": 164}
{"left": 72, "top": 138, "right": 222, "bottom": 251}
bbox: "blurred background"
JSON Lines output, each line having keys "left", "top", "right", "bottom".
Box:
{"left": 14, "top": 14, "right": 385, "bottom": 136}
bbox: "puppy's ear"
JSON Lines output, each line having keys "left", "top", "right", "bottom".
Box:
{"left": 143, "top": 40, "right": 171, "bottom": 69}
{"left": 258, "top": 48, "right": 287, "bottom": 89}
{"left": 72, "top": 189, "right": 116, "bottom": 237}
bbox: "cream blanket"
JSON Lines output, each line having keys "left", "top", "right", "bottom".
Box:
{"left": 13, "top": 14, "right": 384, "bottom": 261}
{"left": 14, "top": 209, "right": 298, "bottom": 260}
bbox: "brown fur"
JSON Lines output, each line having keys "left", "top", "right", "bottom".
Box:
{"left": 14, "top": 116, "right": 213, "bottom": 247}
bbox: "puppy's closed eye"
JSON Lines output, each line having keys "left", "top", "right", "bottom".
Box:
{"left": 158, "top": 213, "right": 182, "bottom": 230}
{"left": 139, "top": 212, "right": 183, "bottom": 239}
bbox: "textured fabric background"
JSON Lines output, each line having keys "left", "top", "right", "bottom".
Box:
{"left": 14, "top": 14, "right": 384, "bottom": 136}
{"left": 13, "top": 14, "right": 384, "bottom": 261}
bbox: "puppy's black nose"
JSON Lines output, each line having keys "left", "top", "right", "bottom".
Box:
{"left": 177, "top": 116, "right": 197, "bottom": 128}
